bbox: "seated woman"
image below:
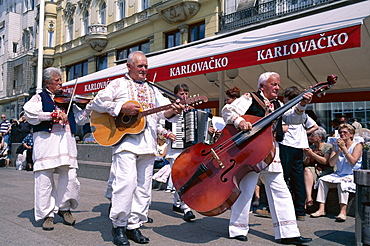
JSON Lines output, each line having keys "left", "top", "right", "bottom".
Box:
{"left": 303, "top": 127, "right": 334, "bottom": 208}
{"left": 310, "top": 124, "right": 362, "bottom": 222}
{"left": 152, "top": 134, "right": 171, "bottom": 183}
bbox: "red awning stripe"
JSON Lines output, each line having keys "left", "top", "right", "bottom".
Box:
{"left": 151, "top": 25, "right": 361, "bottom": 82}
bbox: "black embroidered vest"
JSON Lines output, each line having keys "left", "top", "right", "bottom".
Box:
{"left": 33, "top": 90, "right": 76, "bottom": 134}
{"left": 245, "top": 91, "right": 284, "bottom": 141}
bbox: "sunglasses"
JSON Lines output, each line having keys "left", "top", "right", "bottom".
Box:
{"left": 339, "top": 130, "right": 349, "bottom": 134}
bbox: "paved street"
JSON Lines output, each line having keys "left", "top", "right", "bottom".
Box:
{"left": 0, "top": 167, "right": 357, "bottom": 246}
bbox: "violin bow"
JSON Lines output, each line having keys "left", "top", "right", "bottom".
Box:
{"left": 66, "top": 76, "right": 79, "bottom": 117}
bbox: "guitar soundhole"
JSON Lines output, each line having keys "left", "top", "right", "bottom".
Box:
{"left": 121, "top": 115, "right": 132, "bottom": 124}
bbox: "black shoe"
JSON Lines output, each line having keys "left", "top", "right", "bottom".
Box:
{"left": 280, "top": 236, "right": 312, "bottom": 245}
{"left": 112, "top": 227, "right": 130, "bottom": 246}
{"left": 173, "top": 205, "right": 184, "bottom": 213}
{"left": 147, "top": 217, "right": 153, "bottom": 223}
{"left": 126, "top": 228, "right": 149, "bottom": 244}
{"left": 183, "top": 211, "right": 196, "bottom": 222}
{"left": 230, "top": 235, "right": 248, "bottom": 241}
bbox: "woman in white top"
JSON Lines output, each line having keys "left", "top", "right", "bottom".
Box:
{"left": 311, "top": 123, "right": 362, "bottom": 222}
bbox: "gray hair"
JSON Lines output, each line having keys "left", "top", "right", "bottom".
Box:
{"left": 127, "top": 51, "right": 146, "bottom": 65}
{"left": 258, "top": 72, "right": 279, "bottom": 89}
{"left": 43, "top": 67, "right": 61, "bottom": 84}
{"left": 314, "top": 126, "right": 327, "bottom": 142}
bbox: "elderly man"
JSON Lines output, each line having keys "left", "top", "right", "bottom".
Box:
{"left": 222, "top": 72, "right": 313, "bottom": 244}
{"left": 23, "top": 67, "right": 90, "bottom": 231}
{"left": 87, "top": 51, "right": 183, "bottom": 246}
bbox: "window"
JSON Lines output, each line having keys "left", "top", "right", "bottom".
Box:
{"left": 83, "top": 11, "right": 89, "bottom": 35}
{"left": 48, "top": 31, "right": 54, "bottom": 47}
{"left": 96, "top": 54, "right": 107, "bottom": 71}
{"left": 117, "top": 41, "right": 150, "bottom": 61}
{"left": 100, "top": 2, "right": 106, "bottom": 24}
{"left": 22, "top": 30, "right": 31, "bottom": 50}
{"left": 67, "top": 19, "right": 74, "bottom": 41}
{"left": 67, "top": 61, "right": 88, "bottom": 81}
{"left": 24, "top": 0, "right": 29, "bottom": 10}
{"left": 165, "top": 30, "right": 180, "bottom": 48}
{"left": 13, "top": 42, "right": 18, "bottom": 53}
{"left": 118, "top": 0, "right": 125, "bottom": 19}
{"left": 189, "top": 21, "right": 205, "bottom": 42}
{"left": 142, "top": 0, "right": 148, "bottom": 10}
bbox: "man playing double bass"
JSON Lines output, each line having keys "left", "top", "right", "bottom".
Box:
{"left": 221, "top": 72, "right": 312, "bottom": 244}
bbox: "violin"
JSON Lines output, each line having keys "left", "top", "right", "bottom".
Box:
{"left": 54, "top": 93, "right": 93, "bottom": 109}
{"left": 171, "top": 75, "right": 337, "bottom": 217}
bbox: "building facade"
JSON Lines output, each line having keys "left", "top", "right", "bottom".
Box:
{"left": 44, "top": 0, "right": 219, "bottom": 82}
{"left": 0, "top": 0, "right": 35, "bottom": 119}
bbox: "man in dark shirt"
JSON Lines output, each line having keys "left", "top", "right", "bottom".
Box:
{"left": 19, "top": 113, "right": 33, "bottom": 141}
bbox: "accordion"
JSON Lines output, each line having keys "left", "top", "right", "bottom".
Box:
{"left": 172, "top": 109, "right": 211, "bottom": 149}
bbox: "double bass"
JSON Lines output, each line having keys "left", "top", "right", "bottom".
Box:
{"left": 171, "top": 75, "right": 337, "bottom": 216}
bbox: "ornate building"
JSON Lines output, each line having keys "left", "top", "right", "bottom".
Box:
{"left": 40, "top": 0, "right": 216, "bottom": 82}
{"left": 0, "top": 0, "right": 35, "bottom": 119}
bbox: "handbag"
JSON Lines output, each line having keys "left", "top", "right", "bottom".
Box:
{"left": 16, "top": 145, "right": 27, "bottom": 154}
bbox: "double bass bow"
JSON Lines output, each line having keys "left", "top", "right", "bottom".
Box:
{"left": 171, "top": 75, "right": 337, "bottom": 217}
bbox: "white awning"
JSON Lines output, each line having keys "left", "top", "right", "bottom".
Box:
{"left": 63, "top": 1, "right": 370, "bottom": 104}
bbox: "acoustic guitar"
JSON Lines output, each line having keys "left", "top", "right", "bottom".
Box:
{"left": 90, "top": 95, "right": 208, "bottom": 146}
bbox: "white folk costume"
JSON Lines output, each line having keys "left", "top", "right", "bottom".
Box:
{"left": 222, "top": 91, "right": 308, "bottom": 239}
{"left": 23, "top": 90, "right": 90, "bottom": 221}
{"left": 87, "top": 74, "right": 179, "bottom": 229}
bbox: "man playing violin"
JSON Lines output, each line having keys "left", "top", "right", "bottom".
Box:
{"left": 222, "top": 72, "right": 313, "bottom": 244}
{"left": 23, "top": 67, "right": 91, "bottom": 231}
{"left": 87, "top": 51, "right": 184, "bottom": 246}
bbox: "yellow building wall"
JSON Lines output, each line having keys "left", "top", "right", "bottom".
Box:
{"left": 48, "top": 0, "right": 219, "bottom": 78}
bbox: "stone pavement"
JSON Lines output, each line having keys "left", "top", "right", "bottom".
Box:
{"left": 0, "top": 167, "right": 356, "bottom": 246}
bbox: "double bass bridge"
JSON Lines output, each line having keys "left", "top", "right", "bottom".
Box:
{"left": 210, "top": 148, "right": 224, "bottom": 168}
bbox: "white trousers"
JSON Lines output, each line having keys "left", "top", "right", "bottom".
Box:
{"left": 110, "top": 152, "right": 155, "bottom": 229}
{"left": 34, "top": 166, "right": 80, "bottom": 221}
{"left": 316, "top": 179, "right": 349, "bottom": 205}
{"left": 229, "top": 171, "right": 301, "bottom": 239}
{"left": 152, "top": 164, "right": 171, "bottom": 182}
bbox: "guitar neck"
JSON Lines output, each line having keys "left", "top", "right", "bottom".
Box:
{"left": 139, "top": 104, "right": 173, "bottom": 117}
{"left": 138, "top": 96, "right": 208, "bottom": 118}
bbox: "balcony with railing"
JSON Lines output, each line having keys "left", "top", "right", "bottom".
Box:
{"left": 219, "top": 0, "right": 338, "bottom": 32}
{"left": 85, "top": 24, "right": 108, "bottom": 52}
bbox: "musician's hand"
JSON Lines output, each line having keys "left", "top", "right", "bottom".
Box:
{"left": 57, "top": 111, "right": 68, "bottom": 124}
{"left": 173, "top": 99, "right": 185, "bottom": 113}
{"left": 300, "top": 92, "right": 313, "bottom": 106}
{"left": 121, "top": 102, "right": 141, "bottom": 115}
{"left": 167, "top": 132, "right": 177, "bottom": 142}
{"left": 238, "top": 120, "right": 252, "bottom": 131}
{"left": 165, "top": 100, "right": 184, "bottom": 118}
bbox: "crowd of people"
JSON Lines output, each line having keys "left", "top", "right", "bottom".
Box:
{"left": 1, "top": 51, "right": 367, "bottom": 246}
